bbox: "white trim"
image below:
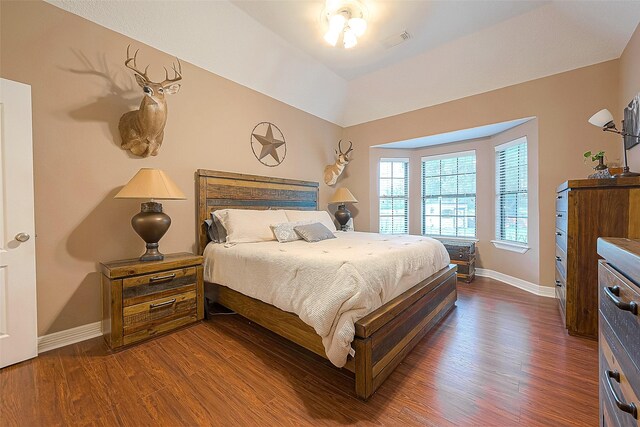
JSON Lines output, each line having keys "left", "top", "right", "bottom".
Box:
{"left": 37, "top": 321, "right": 102, "bottom": 354}
{"left": 491, "top": 239, "right": 530, "bottom": 254}
{"left": 476, "top": 268, "right": 555, "bottom": 298}
{"left": 380, "top": 157, "right": 409, "bottom": 163}
{"left": 495, "top": 136, "right": 527, "bottom": 151}
{"left": 430, "top": 235, "right": 479, "bottom": 242}
{"left": 421, "top": 150, "right": 476, "bottom": 162}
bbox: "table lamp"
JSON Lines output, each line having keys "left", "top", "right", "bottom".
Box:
{"left": 329, "top": 188, "right": 358, "bottom": 231}
{"left": 115, "top": 168, "right": 186, "bottom": 261}
{"left": 588, "top": 108, "right": 640, "bottom": 177}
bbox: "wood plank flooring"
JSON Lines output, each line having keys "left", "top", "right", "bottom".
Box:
{"left": 0, "top": 277, "right": 598, "bottom": 426}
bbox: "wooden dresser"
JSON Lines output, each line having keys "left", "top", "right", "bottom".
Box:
{"left": 100, "top": 253, "right": 204, "bottom": 349}
{"left": 597, "top": 238, "right": 639, "bottom": 426}
{"left": 555, "top": 178, "right": 640, "bottom": 339}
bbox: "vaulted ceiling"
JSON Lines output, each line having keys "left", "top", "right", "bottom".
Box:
{"left": 47, "top": 0, "right": 640, "bottom": 127}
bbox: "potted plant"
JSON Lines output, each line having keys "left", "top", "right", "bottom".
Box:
{"left": 583, "top": 150, "right": 611, "bottom": 178}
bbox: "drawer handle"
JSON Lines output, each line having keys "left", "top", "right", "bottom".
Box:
{"left": 149, "top": 273, "right": 176, "bottom": 283}
{"left": 555, "top": 232, "right": 562, "bottom": 236}
{"left": 555, "top": 256, "right": 562, "bottom": 262}
{"left": 149, "top": 299, "right": 176, "bottom": 310}
{"left": 555, "top": 280, "right": 562, "bottom": 287}
{"left": 556, "top": 213, "right": 563, "bottom": 218}
{"left": 604, "top": 286, "right": 639, "bottom": 315}
{"left": 557, "top": 195, "right": 563, "bottom": 199}
{"left": 605, "top": 370, "right": 638, "bottom": 419}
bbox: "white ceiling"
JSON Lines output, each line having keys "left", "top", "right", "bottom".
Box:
{"left": 373, "top": 117, "right": 534, "bottom": 149}
{"left": 232, "top": 0, "right": 546, "bottom": 81}
{"left": 46, "top": 1, "right": 640, "bottom": 127}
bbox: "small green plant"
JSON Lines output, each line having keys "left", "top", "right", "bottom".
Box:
{"left": 583, "top": 150, "right": 605, "bottom": 163}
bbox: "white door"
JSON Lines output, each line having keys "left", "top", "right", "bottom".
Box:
{"left": 0, "top": 78, "right": 37, "bottom": 368}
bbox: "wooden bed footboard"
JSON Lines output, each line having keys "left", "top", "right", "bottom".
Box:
{"left": 352, "top": 264, "right": 457, "bottom": 399}
{"left": 205, "top": 264, "right": 457, "bottom": 400}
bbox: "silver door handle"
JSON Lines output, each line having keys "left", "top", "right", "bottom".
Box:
{"left": 15, "top": 233, "right": 30, "bottom": 242}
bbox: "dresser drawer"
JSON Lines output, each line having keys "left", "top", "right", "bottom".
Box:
{"left": 556, "top": 190, "right": 569, "bottom": 212}
{"left": 555, "top": 211, "right": 568, "bottom": 233}
{"left": 556, "top": 245, "right": 567, "bottom": 280}
{"left": 123, "top": 290, "right": 197, "bottom": 336}
{"left": 599, "top": 261, "right": 640, "bottom": 369}
{"left": 555, "top": 228, "right": 568, "bottom": 252}
{"left": 122, "top": 267, "right": 197, "bottom": 306}
{"left": 600, "top": 316, "right": 640, "bottom": 426}
{"left": 555, "top": 267, "right": 566, "bottom": 307}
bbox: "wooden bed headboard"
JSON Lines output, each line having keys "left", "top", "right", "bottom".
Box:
{"left": 196, "top": 169, "right": 319, "bottom": 254}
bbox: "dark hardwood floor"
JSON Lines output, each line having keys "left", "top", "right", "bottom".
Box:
{"left": 0, "top": 277, "right": 598, "bottom": 426}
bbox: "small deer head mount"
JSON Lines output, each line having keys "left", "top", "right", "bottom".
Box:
{"left": 119, "top": 46, "right": 182, "bottom": 157}
{"left": 324, "top": 140, "right": 353, "bottom": 186}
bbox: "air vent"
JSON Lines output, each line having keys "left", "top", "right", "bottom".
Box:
{"left": 381, "top": 31, "right": 411, "bottom": 49}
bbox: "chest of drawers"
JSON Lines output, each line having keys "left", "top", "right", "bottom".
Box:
{"left": 597, "top": 238, "right": 640, "bottom": 426}
{"left": 100, "top": 252, "right": 204, "bottom": 349}
{"left": 555, "top": 178, "right": 640, "bottom": 338}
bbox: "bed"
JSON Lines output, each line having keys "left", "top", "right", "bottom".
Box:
{"left": 196, "top": 169, "right": 457, "bottom": 399}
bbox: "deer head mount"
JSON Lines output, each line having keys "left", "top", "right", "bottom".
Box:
{"left": 324, "top": 140, "right": 353, "bottom": 186}
{"left": 119, "top": 46, "right": 182, "bottom": 157}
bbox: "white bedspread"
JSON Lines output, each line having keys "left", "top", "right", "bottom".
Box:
{"left": 203, "top": 232, "right": 450, "bottom": 367}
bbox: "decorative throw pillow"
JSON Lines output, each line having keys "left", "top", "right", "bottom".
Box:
{"left": 204, "top": 219, "right": 218, "bottom": 242}
{"left": 284, "top": 210, "right": 337, "bottom": 232}
{"left": 211, "top": 212, "right": 227, "bottom": 243}
{"left": 270, "top": 220, "right": 313, "bottom": 243}
{"left": 294, "top": 222, "right": 337, "bottom": 243}
{"left": 213, "top": 209, "right": 288, "bottom": 244}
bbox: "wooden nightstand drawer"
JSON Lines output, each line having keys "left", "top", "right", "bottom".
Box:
{"left": 123, "top": 266, "right": 197, "bottom": 306}
{"left": 123, "top": 290, "right": 197, "bottom": 335}
{"left": 101, "top": 253, "right": 204, "bottom": 350}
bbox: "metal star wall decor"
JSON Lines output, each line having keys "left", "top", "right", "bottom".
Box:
{"left": 251, "top": 122, "right": 287, "bottom": 167}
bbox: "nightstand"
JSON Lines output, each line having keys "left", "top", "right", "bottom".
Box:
{"left": 100, "top": 252, "right": 204, "bottom": 350}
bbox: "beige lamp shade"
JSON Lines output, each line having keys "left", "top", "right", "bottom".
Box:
{"left": 114, "top": 168, "right": 186, "bottom": 200}
{"left": 329, "top": 187, "right": 358, "bottom": 204}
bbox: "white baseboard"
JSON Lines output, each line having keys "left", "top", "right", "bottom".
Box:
{"left": 38, "top": 321, "right": 102, "bottom": 354}
{"left": 475, "top": 268, "right": 556, "bottom": 298}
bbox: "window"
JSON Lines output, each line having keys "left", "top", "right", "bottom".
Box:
{"left": 421, "top": 151, "right": 476, "bottom": 238}
{"left": 379, "top": 158, "right": 409, "bottom": 234}
{"left": 495, "top": 137, "right": 528, "bottom": 244}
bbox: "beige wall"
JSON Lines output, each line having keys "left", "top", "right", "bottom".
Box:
{"left": 620, "top": 23, "right": 640, "bottom": 170}
{"left": 1, "top": 1, "right": 343, "bottom": 335}
{"left": 343, "top": 60, "right": 621, "bottom": 288}
{"left": 369, "top": 120, "right": 540, "bottom": 284}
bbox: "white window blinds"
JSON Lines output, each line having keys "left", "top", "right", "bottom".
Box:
{"left": 379, "top": 159, "right": 409, "bottom": 234}
{"left": 421, "top": 151, "right": 476, "bottom": 238}
{"left": 495, "top": 138, "right": 528, "bottom": 243}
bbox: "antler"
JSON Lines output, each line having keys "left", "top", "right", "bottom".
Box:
{"left": 162, "top": 58, "right": 182, "bottom": 86}
{"left": 345, "top": 141, "right": 354, "bottom": 155}
{"left": 124, "top": 44, "right": 150, "bottom": 81}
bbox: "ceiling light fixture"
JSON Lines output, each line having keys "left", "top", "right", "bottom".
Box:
{"left": 323, "top": 0, "right": 367, "bottom": 49}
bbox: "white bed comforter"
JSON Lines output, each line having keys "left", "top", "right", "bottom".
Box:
{"left": 203, "top": 232, "right": 450, "bottom": 367}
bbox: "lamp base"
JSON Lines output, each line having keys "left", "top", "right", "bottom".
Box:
{"left": 131, "top": 202, "right": 171, "bottom": 262}
{"left": 614, "top": 166, "right": 640, "bottom": 178}
{"left": 334, "top": 204, "right": 351, "bottom": 231}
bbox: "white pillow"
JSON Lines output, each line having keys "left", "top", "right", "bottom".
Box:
{"left": 284, "top": 210, "right": 337, "bottom": 232}
{"left": 213, "top": 209, "right": 287, "bottom": 243}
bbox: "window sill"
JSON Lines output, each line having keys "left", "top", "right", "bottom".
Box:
{"left": 429, "top": 235, "right": 479, "bottom": 243}
{"left": 491, "top": 240, "right": 530, "bottom": 254}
